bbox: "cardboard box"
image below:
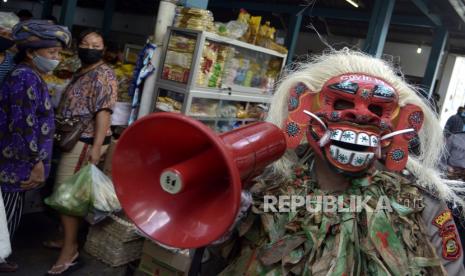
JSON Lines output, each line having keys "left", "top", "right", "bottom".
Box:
{"left": 138, "top": 254, "right": 185, "bottom": 276}
{"left": 141, "top": 240, "right": 191, "bottom": 272}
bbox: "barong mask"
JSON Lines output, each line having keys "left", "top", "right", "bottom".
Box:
{"left": 284, "top": 73, "right": 424, "bottom": 174}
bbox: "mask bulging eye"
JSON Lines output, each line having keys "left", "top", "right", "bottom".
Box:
{"left": 334, "top": 99, "right": 355, "bottom": 110}
{"left": 368, "top": 104, "right": 383, "bottom": 116}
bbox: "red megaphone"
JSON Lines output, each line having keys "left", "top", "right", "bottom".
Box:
{"left": 112, "top": 113, "right": 286, "bottom": 249}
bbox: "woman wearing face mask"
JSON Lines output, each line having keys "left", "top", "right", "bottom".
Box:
{"left": 45, "top": 29, "right": 117, "bottom": 275}
{"left": 0, "top": 20, "right": 70, "bottom": 273}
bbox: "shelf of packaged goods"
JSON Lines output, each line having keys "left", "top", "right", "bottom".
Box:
{"left": 170, "top": 27, "right": 287, "bottom": 59}
{"left": 157, "top": 83, "right": 273, "bottom": 104}
{"left": 189, "top": 116, "right": 259, "bottom": 122}
{"left": 157, "top": 79, "right": 272, "bottom": 98}
{"left": 154, "top": 107, "right": 182, "bottom": 113}
{"left": 189, "top": 88, "right": 273, "bottom": 104}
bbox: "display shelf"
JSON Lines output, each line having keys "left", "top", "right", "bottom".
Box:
{"left": 151, "top": 27, "right": 286, "bottom": 132}
{"left": 190, "top": 116, "right": 259, "bottom": 122}
{"left": 200, "top": 29, "right": 287, "bottom": 59}
{"left": 157, "top": 80, "right": 274, "bottom": 103}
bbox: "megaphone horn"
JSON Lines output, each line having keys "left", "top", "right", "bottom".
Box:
{"left": 112, "top": 113, "right": 286, "bottom": 248}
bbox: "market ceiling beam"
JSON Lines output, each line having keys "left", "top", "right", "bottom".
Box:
{"left": 59, "top": 0, "right": 77, "bottom": 29}
{"left": 448, "top": 0, "right": 465, "bottom": 24}
{"left": 363, "top": 0, "right": 395, "bottom": 58}
{"left": 422, "top": 26, "right": 448, "bottom": 98}
{"left": 102, "top": 0, "right": 115, "bottom": 38}
{"left": 208, "top": 1, "right": 434, "bottom": 28}
{"left": 410, "top": 0, "right": 442, "bottom": 26}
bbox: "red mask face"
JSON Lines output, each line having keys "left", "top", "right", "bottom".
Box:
{"left": 284, "top": 74, "right": 423, "bottom": 174}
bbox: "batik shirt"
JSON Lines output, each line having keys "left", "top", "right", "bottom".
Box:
{"left": 58, "top": 63, "right": 117, "bottom": 139}
{"left": 0, "top": 64, "right": 54, "bottom": 193}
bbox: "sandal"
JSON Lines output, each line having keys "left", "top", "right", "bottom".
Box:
{"left": 0, "top": 260, "right": 18, "bottom": 272}
{"left": 46, "top": 253, "right": 83, "bottom": 275}
{"left": 43, "top": 240, "right": 63, "bottom": 250}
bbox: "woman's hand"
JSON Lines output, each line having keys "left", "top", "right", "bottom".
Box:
{"left": 20, "top": 161, "right": 45, "bottom": 190}
{"left": 88, "top": 145, "right": 102, "bottom": 165}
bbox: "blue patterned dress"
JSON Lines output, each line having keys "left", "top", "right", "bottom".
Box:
{"left": 0, "top": 64, "right": 55, "bottom": 193}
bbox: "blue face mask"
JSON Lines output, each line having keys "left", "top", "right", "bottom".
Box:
{"left": 461, "top": 111, "right": 465, "bottom": 117}
{"left": 32, "top": 54, "right": 60, "bottom": 73}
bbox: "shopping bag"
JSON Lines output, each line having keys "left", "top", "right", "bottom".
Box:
{"left": 45, "top": 164, "right": 93, "bottom": 216}
{"left": 0, "top": 189, "right": 11, "bottom": 260}
{"left": 45, "top": 165, "right": 121, "bottom": 217}
{"left": 89, "top": 164, "right": 121, "bottom": 213}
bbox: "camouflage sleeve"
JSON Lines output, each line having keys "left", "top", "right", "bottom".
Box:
{"left": 421, "top": 194, "right": 465, "bottom": 275}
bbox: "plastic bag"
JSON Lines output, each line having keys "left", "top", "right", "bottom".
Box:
{"left": 90, "top": 165, "right": 121, "bottom": 212}
{"left": 0, "top": 12, "right": 19, "bottom": 30}
{"left": 45, "top": 165, "right": 121, "bottom": 217}
{"left": 225, "top": 20, "right": 248, "bottom": 39}
{"left": 0, "top": 190, "right": 11, "bottom": 260}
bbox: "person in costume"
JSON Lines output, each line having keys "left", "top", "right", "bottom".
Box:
{"left": 0, "top": 20, "right": 71, "bottom": 272}
{"left": 217, "top": 50, "right": 465, "bottom": 275}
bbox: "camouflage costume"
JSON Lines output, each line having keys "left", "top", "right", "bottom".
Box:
{"left": 218, "top": 163, "right": 464, "bottom": 275}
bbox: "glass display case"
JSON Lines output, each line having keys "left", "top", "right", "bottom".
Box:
{"left": 152, "top": 27, "right": 287, "bottom": 132}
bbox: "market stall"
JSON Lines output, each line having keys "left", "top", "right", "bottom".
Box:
{"left": 151, "top": 7, "right": 288, "bottom": 133}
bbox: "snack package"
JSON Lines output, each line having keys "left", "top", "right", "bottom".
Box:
{"left": 174, "top": 7, "right": 215, "bottom": 31}
{"left": 246, "top": 16, "right": 262, "bottom": 44}
{"left": 224, "top": 20, "right": 248, "bottom": 39}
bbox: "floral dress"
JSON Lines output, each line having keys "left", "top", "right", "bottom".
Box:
{"left": 0, "top": 64, "right": 55, "bottom": 193}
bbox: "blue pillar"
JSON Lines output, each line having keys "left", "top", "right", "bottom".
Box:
{"left": 181, "top": 0, "right": 208, "bottom": 9}
{"left": 422, "top": 26, "right": 448, "bottom": 98}
{"left": 285, "top": 13, "right": 303, "bottom": 65}
{"left": 59, "top": 0, "right": 77, "bottom": 29}
{"left": 363, "top": 0, "right": 395, "bottom": 58}
{"left": 102, "top": 0, "right": 115, "bottom": 38}
{"left": 41, "top": 0, "right": 53, "bottom": 19}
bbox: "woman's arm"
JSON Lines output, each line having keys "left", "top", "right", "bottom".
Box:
{"left": 89, "top": 110, "right": 111, "bottom": 164}
{"left": 89, "top": 67, "right": 118, "bottom": 164}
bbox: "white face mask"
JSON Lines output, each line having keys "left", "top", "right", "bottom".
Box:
{"left": 32, "top": 54, "right": 60, "bottom": 73}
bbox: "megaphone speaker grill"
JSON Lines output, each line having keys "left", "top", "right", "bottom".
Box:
{"left": 112, "top": 113, "right": 286, "bottom": 248}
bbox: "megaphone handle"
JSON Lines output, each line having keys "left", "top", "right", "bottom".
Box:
{"left": 160, "top": 147, "right": 226, "bottom": 194}
{"left": 188, "top": 247, "right": 206, "bottom": 276}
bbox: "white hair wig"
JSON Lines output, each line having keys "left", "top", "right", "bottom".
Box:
{"left": 267, "top": 49, "right": 465, "bottom": 206}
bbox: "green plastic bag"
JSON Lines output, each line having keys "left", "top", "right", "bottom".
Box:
{"left": 45, "top": 164, "right": 121, "bottom": 217}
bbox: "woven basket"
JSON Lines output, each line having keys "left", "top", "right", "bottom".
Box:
{"left": 100, "top": 213, "right": 141, "bottom": 242}
{"left": 84, "top": 224, "right": 144, "bottom": 267}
